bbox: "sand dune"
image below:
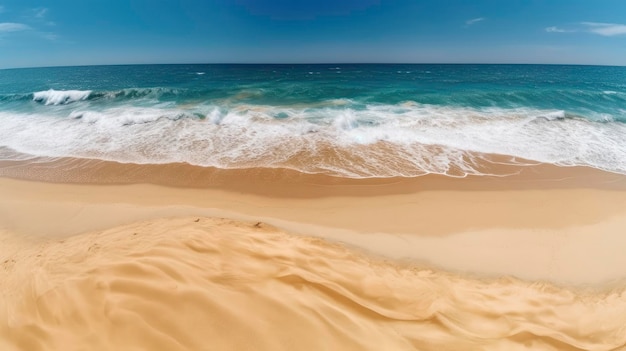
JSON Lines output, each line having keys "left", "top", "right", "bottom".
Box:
{"left": 2, "top": 217, "right": 625, "bottom": 351}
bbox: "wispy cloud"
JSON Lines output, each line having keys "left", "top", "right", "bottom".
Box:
{"left": 466, "top": 17, "right": 485, "bottom": 26}
{"left": 26, "top": 7, "right": 55, "bottom": 26}
{"left": 545, "top": 26, "right": 570, "bottom": 33}
{"left": 0, "top": 7, "right": 58, "bottom": 41}
{"left": 0, "top": 6, "right": 5, "bottom": 14}
{"left": 0, "top": 22, "right": 31, "bottom": 32}
{"left": 33, "top": 7, "right": 48, "bottom": 18}
{"left": 582, "top": 22, "right": 626, "bottom": 36}
{"left": 545, "top": 22, "right": 626, "bottom": 36}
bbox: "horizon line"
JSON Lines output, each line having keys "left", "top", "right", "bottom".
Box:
{"left": 2, "top": 62, "right": 626, "bottom": 71}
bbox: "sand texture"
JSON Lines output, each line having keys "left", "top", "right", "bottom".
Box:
{"left": 1, "top": 176, "right": 626, "bottom": 286}
{"left": 2, "top": 217, "right": 626, "bottom": 351}
{"left": 1, "top": 158, "right": 626, "bottom": 350}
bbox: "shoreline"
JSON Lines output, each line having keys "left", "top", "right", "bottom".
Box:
{"left": 1, "top": 158, "right": 626, "bottom": 287}
{"left": 1, "top": 153, "right": 625, "bottom": 193}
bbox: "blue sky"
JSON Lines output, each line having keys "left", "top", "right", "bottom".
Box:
{"left": 0, "top": 0, "right": 625, "bottom": 68}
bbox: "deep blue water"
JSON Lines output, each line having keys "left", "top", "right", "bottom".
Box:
{"left": 0, "top": 64, "right": 625, "bottom": 177}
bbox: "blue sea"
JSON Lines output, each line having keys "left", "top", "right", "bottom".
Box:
{"left": 0, "top": 64, "right": 625, "bottom": 178}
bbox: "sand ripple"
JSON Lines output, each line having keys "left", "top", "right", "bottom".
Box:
{"left": 1, "top": 217, "right": 625, "bottom": 351}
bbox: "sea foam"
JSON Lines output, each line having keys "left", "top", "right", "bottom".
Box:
{"left": 1, "top": 101, "right": 625, "bottom": 178}
{"left": 33, "top": 89, "right": 92, "bottom": 105}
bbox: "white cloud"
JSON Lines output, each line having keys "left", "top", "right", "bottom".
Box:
{"left": 34, "top": 7, "right": 48, "bottom": 18}
{"left": 466, "top": 17, "right": 485, "bottom": 26}
{"left": 0, "top": 9, "right": 58, "bottom": 41}
{"left": 0, "top": 22, "right": 30, "bottom": 32}
{"left": 545, "top": 26, "right": 569, "bottom": 33}
{"left": 582, "top": 22, "right": 626, "bottom": 36}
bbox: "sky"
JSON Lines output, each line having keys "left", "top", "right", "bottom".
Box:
{"left": 0, "top": 0, "right": 625, "bottom": 68}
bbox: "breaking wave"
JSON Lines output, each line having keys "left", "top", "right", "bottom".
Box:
{"left": 0, "top": 100, "right": 624, "bottom": 178}
{"left": 33, "top": 89, "right": 92, "bottom": 105}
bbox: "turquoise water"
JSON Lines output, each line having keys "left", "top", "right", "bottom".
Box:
{"left": 0, "top": 64, "right": 625, "bottom": 177}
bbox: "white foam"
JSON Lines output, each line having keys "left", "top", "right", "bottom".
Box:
{"left": 334, "top": 110, "right": 359, "bottom": 131}
{"left": 33, "top": 89, "right": 92, "bottom": 105}
{"left": 207, "top": 108, "right": 225, "bottom": 124}
{"left": 1, "top": 102, "right": 625, "bottom": 178}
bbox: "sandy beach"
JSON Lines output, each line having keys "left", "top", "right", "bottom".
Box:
{"left": 1, "top": 0, "right": 625, "bottom": 347}
{"left": 1, "top": 159, "right": 626, "bottom": 350}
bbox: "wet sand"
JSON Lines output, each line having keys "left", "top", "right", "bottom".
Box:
{"left": 1, "top": 158, "right": 626, "bottom": 350}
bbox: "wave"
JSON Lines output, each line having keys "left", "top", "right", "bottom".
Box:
{"left": 0, "top": 88, "right": 188, "bottom": 106}
{"left": 92, "top": 87, "right": 185, "bottom": 101}
{"left": 33, "top": 89, "right": 92, "bottom": 105}
{"left": 0, "top": 93, "right": 32, "bottom": 103}
{"left": 0, "top": 101, "right": 625, "bottom": 178}
{"left": 3, "top": 86, "right": 624, "bottom": 122}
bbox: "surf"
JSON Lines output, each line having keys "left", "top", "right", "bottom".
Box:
{"left": 32, "top": 89, "right": 92, "bottom": 105}
{"left": 0, "top": 100, "right": 624, "bottom": 178}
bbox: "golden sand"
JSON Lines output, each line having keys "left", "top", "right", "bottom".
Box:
{"left": 2, "top": 217, "right": 626, "bottom": 351}
{"left": 1, "top": 159, "right": 626, "bottom": 350}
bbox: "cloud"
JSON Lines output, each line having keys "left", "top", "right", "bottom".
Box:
{"left": 0, "top": 6, "right": 5, "bottom": 14}
{"left": 0, "top": 9, "right": 58, "bottom": 41}
{"left": 27, "top": 7, "right": 55, "bottom": 27}
{"left": 582, "top": 22, "right": 626, "bottom": 36}
{"left": 466, "top": 17, "right": 485, "bottom": 26}
{"left": 0, "top": 22, "right": 31, "bottom": 32}
{"left": 33, "top": 7, "right": 48, "bottom": 18}
{"left": 545, "top": 26, "right": 570, "bottom": 33}
{"left": 0, "top": 22, "right": 56, "bottom": 41}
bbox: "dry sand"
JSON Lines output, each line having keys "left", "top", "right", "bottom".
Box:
{"left": 1, "top": 160, "right": 626, "bottom": 350}
{"left": 2, "top": 217, "right": 626, "bottom": 351}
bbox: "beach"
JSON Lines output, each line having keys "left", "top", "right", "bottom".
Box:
{"left": 2, "top": 159, "right": 626, "bottom": 350}
{"left": 1, "top": 63, "right": 626, "bottom": 350}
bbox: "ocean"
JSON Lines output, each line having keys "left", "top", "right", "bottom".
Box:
{"left": 0, "top": 64, "right": 625, "bottom": 178}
